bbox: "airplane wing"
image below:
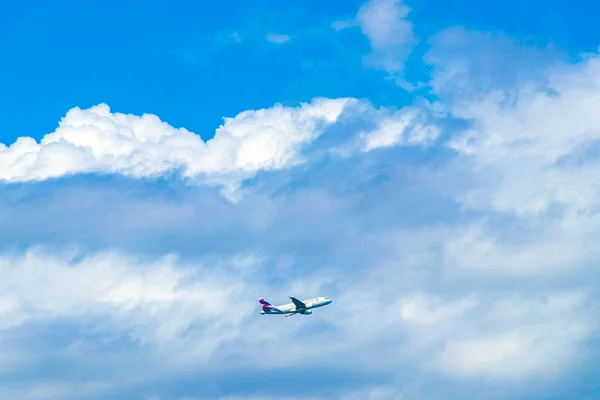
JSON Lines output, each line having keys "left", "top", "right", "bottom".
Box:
{"left": 289, "top": 296, "right": 306, "bottom": 309}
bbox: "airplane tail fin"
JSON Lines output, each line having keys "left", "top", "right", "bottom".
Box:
{"left": 259, "top": 297, "right": 279, "bottom": 312}
{"left": 258, "top": 297, "right": 271, "bottom": 307}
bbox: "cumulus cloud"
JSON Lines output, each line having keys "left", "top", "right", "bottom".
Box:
{"left": 360, "top": 106, "right": 441, "bottom": 150}
{"left": 0, "top": 249, "right": 254, "bottom": 398}
{"left": 0, "top": 98, "right": 355, "bottom": 198}
{"left": 0, "top": 248, "right": 328, "bottom": 397}
{"left": 0, "top": 249, "right": 254, "bottom": 348}
{"left": 430, "top": 291, "right": 593, "bottom": 381}
{"left": 5, "top": 19, "right": 600, "bottom": 400}
{"left": 0, "top": 245, "right": 428, "bottom": 398}
{"left": 328, "top": 285, "right": 596, "bottom": 385}
{"left": 0, "top": 96, "right": 444, "bottom": 201}
{"left": 423, "top": 31, "right": 600, "bottom": 217}
{"left": 1, "top": 244, "right": 594, "bottom": 399}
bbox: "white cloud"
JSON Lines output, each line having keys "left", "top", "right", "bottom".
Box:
{"left": 356, "top": 0, "right": 417, "bottom": 75}
{"left": 0, "top": 214, "right": 597, "bottom": 397}
{"left": 0, "top": 98, "right": 355, "bottom": 198}
{"left": 360, "top": 106, "right": 441, "bottom": 150}
{"left": 430, "top": 291, "right": 593, "bottom": 381}
{"left": 184, "top": 387, "right": 398, "bottom": 400}
{"left": 328, "top": 282, "right": 596, "bottom": 383}
{"left": 357, "top": 0, "right": 413, "bottom": 51}
{"left": 0, "top": 96, "right": 444, "bottom": 201}
{"left": 0, "top": 382, "right": 112, "bottom": 400}
{"left": 0, "top": 248, "right": 255, "bottom": 354}
{"left": 0, "top": 245, "right": 355, "bottom": 364}
{"left": 332, "top": 287, "right": 595, "bottom": 382}
{"left": 338, "top": 386, "right": 398, "bottom": 400}
{"left": 0, "top": 248, "right": 265, "bottom": 398}
{"left": 398, "top": 293, "right": 476, "bottom": 328}
{"left": 441, "top": 220, "right": 600, "bottom": 277}
{"left": 265, "top": 33, "right": 291, "bottom": 44}
{"left": 5, "top": 21, "right": 600, "bottom": 399}
{"left": 434, "top": 49, "right": 600, "bottom": 216}
{"left": 425, "top": 27, "right": 562, "bottom": 102}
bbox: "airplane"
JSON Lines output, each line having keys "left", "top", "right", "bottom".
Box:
{"left": 259, "top": 296, "right": 332, "bottom": 317}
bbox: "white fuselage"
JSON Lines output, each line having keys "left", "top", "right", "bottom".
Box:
{"left": 260, "top": 297, "right": 332, "bottom": 315}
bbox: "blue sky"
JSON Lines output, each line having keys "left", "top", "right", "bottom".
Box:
{"left": 2, "top": 0, "right": 600, "bottom": 399}
{"left": 3, "top": 0, "right": 597, "bottom": 144}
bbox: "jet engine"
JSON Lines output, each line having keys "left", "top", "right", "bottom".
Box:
{"left": 301, "top": 310, "right": 312, "bottom": 315}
